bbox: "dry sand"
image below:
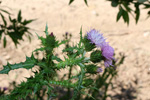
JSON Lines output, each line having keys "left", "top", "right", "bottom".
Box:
{"left": 0, "top": 0, "right": 150, "bottom": 99}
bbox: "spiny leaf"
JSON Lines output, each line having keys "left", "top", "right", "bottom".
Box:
{"left": 56, "top": 57, "right": 83, "bottom": 69}
{"left": 49, "top": 80, "right": 76, "bottom": 88}
{"left": 56, "top": 40, "right": 68, "bottom": 47}
{"left": 44, "top": 23, "right": 49, "bottom": 36}
{"left": 8, "top": 74, "right": 48, "bottom": 99}
{"left": 52, "top": 56, "right": 62, "bottom": 62}
{"left": 0, "top": 55, "right": 37, "bottom": 74}
{"left": 79, "top": 26, "right": 82, "bottom": 48}
{"left": 33, "top": 47, "right": 45, "bottom": 52}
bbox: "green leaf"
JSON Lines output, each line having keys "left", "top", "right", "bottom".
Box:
{"left": 69, "top": 0, "right": 74, "bottom": 5}
{"left": 33, "top": 47, "right": 45, "bottom": 52}
{"left": 17, "top": 10, "right": 22, "bottom": 22}
{"left": 0, "top": 13, "right": 7, "bottom": 26}
{"left": 123, "top": 3, "right": 132, "bottom": 12}
{"left": 117, "top": 7, "right": 123, "bottom": 22}
{"left": 56, "top": 40, "right": 68, "bottom": 47}
{"left": 56, "top": 57, "right": 83, "bottom": 69}
{"left": 3, "top": 36, "right": 6, "bottom": 48}
{"left": 111, "top": 0, "right": 118, "bottom": 7}
{"left": 138, "top": 0, "right": 147, "bottom": 3}
{"left": 0, "top": 9, "right": 11, "bottom": 14}
{"left": 79, "top": 26, "right": 82, "bottom": 48}
{"left": 0, "top": 55, "right": 37, "bottom": 74}
{"left": 122, "top": 9, "right": 129, "bottom": 25}
{"left": 9, "top": 15, "right": 12, "bottom": 22}
{"left": 52, "top": 56, "right": 62, "bottom": 62}
{"left": 135, "top": 3, "right": 140, "bottom": 24}
{"left": 84, "top": 0, "right": 88, "bottom": 6}
{"left": 143, "top": 4, "right": 150, "bottom": 9}
{"left": 22, "top": 19, "right": 35, "bottom": 25}
{"left": 44, "top": 23, "right": 49, "bottom": 36}
{"left": 49, "top": 80, "right": 76, "bottom": 88}
{"left": 0, "top": 30, "right": 4, "bottom": 40}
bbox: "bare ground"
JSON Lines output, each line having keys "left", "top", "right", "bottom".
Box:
{"left": 0, "top": 0, "right": 150, "bottom": 99}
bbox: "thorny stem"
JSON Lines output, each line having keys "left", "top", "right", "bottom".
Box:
{"left": 78, "top": 63, "right": 85, "bottom": 90}
{"left": 67, "top": 65, "right": 73, "bottom": 98}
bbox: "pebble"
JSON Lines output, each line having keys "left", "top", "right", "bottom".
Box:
{"left": 143, "top": 31, "right": 150, "bottom": 37}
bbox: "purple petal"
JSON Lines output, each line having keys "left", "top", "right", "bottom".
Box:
{"left": 87, "top": 29, "right": 106, "bottom": 48}
{"left": 104, "top": 59, "right": 113, "bottom": 67}
{"left": 97, "top": 67, "right": 103, "bottom": 73}
{"left": 102, "top": 44, "right": 114, "bottom": 60}
{"left": 102, "top": 44, "right": 114, "bottom": 67}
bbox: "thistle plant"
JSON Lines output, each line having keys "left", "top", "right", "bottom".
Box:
{"left": 0, "top": 25, "right": 124, "bottom": 100}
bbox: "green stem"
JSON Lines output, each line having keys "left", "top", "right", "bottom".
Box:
{"left": 78, "top": 63, "right": 85, "bottom": 90}
{"left": 71, "top": 63, "right": 85, "bottom": 100}
{"left": 67, "top": 66, "right": 73, "bottom": 99}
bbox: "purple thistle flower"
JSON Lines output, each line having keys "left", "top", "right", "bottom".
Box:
{"left": 87, "top": 29, "right": 106, "bottom": 48}
{"left": 3, "top": 87, "right": 8, "bottom": 91}
{"left": 104, "top": 59, "right": 113, "bottom": 67}
{"left": 50, "top": 32, "right": 54, "bottom": 37}
{"left": 101, "top": 44, "right": 114, "bottom": 67}
{"left": 86, "top": 29, "right": 114, "bottom": 67}
{"left": 97, "top": 67, "right": 103, "bottom": 73}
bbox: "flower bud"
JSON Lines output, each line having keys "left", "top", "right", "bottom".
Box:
{"left": 50, "top": 32, "right": 54, "bottom": 37}
{"left": 83, "top": 36, "right": 95, "bottom": 51}
{"left": 90, "top": 50, "right": 103, "bottom": 63}
{"left": 86, "top": 64, "right": 97, "bottom": 74}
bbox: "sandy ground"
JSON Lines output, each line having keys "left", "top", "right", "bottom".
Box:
{"left": 0, "top": 0, "right": 150, "bottom": 99}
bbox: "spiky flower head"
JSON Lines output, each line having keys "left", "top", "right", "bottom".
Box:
{"left": 87, "top": 29, "right": 106, "bottom": 48}
{"left": 101, "top": 44, "right": 114, "bottom": 67}
{"left": 86, "top": 29, "right": 114, "bottom": 68}
{"left": 90, "top": 50, "right": 103, "bottom": 63}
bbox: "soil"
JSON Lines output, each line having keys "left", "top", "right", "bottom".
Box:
{"left": 0, "top": 0, "right": 150, "bottom": 100}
